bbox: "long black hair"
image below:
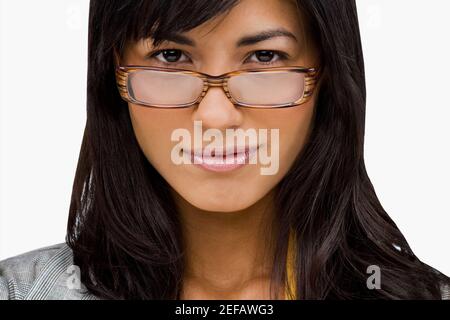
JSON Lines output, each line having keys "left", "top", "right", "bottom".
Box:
{"left": 67, "top": 0, "right": 449, "bottom": 299}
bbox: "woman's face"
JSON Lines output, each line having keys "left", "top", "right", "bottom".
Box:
{"left": 122, "top": 0, "right": 320, "bottom": 212}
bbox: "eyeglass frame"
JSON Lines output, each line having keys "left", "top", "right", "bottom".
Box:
{"left": 115, "top": 65, "right": 320, "bottom": 109}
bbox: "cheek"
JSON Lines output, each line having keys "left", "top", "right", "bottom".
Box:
{"left": 128, "top": 104, "right": 181, "bottom": 169}
{"left": 270, "top": 102, "right": 315, "bottom": 170}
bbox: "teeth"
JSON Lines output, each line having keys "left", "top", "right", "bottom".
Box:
{"left": 193, "top": 151, "right": 248, "bottom": 165}
{"left": 186, "top": 146, "right": 259, "bottom": 166}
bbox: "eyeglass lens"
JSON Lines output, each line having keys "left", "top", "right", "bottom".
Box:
{"left": 127, "top": 69, "right": 306, "bottom": 107}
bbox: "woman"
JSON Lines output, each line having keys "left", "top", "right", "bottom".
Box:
{"left": 1, "top": 0, "right": 449, "bottom": 300}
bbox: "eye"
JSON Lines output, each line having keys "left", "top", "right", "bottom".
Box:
{"left": 150, "top": 49, "right": 191, "bottom": 64}
{"left": 246, "top": 50, "right": 289, "bottom": 65}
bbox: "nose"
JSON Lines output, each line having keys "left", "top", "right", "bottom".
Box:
{"left": 192, "top": 82, "right": 243, "bottom": 130}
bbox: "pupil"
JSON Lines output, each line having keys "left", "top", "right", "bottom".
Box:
{"left": 256, "top": 51, "right": 274, "bottom": 62}
{"left": 163, "top": 50, "right": 181, "bottom": 62}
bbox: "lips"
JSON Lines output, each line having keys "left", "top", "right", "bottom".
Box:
{"left": 190, "top": 145, "right": 252, "bottom": 156}
{"left": 182, "top": 145, "right": 259, "bottom": 171}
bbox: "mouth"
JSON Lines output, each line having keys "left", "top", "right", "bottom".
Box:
{"left": 182, "top": 145, "right": 260, "bottom": 172}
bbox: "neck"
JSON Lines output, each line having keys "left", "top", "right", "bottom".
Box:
{"left": 172, "top": 190, "right": 279, "bottom": 294}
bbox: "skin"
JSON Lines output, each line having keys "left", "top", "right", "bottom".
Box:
{"left": 121, "top": 0, "right": 321, "bottom": 299}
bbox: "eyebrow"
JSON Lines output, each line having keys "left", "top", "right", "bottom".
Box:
{"left": 236, "top": 28, "right": 298, "bottom": 47}
{"left": 159, "top": 28, "right": 298, "bottom": 47}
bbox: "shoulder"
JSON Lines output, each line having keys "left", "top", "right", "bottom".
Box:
{"left": 0, "top": 242, "right": 99, "bottom": 300}
{"left": 440, "top": 282, "right": 450, "bottom": 300}
{"left": 429, "top": 265, "right": 450, "bottom": 300}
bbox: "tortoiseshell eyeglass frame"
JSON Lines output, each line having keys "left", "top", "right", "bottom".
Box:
{"left": 115, "top": 65, "right": 320, "bottom": 109}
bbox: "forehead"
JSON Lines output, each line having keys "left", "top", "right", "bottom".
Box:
{"left": 182, "top": 0, "right": 304, "bottom": 43}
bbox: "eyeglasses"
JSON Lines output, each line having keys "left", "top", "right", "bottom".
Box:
{"left": 115, "top": 65, "right": 319, "bottom": 109}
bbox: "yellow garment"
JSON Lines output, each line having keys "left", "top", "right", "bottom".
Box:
{"left": 285, "top": 230, "right": 297, "bottom": 300}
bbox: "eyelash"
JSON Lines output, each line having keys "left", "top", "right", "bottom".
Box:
{"left": 148, "top": 49, "right": 290, "bottom": 66}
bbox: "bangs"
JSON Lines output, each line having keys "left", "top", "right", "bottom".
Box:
{"left": 110, "top": 0, "right": 240, "bottom": 54}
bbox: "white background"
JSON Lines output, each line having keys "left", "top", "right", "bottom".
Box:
{"left": 0, "top": 0, "right": 449, "bottom": 276}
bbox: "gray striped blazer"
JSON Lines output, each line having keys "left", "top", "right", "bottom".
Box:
{"left": 1, "top": 242, "right": 449, "bottom": 300}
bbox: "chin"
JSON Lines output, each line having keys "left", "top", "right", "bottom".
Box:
{"left": 176, "top": 189, "right": 261, "bottom": 213}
